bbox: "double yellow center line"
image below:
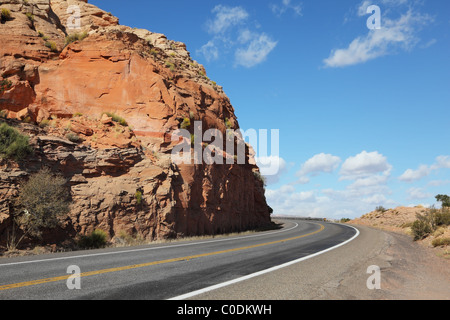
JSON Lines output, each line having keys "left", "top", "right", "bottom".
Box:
{"left": 0, "top": 224, "right": 325, "bottom": 291}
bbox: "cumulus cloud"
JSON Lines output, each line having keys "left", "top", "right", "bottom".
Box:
{"left": 399, "top": 165, "right": 431, "bottom": 182}
{"left": 399, "top": 155, "right": 450, "bottom": 182}
{"left": 324, "top": 6, "right": 433, "bottom": 68}
{"left": 340, "top": 151, "right": 392, "bottom": 180}
{"left": 296, "top": 153, "right": 341, "bottom": 184}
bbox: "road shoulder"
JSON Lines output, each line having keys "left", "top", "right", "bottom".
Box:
{"left": 191, "top": 224, "right": 450, "bottom": 300}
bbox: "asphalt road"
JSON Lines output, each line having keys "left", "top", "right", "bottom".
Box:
{"left": 0, "top": 220, "right": 358, "bottom": 300}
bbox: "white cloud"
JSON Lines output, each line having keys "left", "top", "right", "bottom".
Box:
{"left": 296, "top": 153, "right": 341, "bottom": 184}
{"left": 399, "top": 155, "right": 450, "bottom": 183}
{"left": 340, "top": 151, "right": 392, "bottom": 180}
{"left": 199, "top": 5, "right": 277, "bottom": 68}
{"left": 324, "top": 8, "right": 433, "bottom": 68}
{"left": 197, "top": 40, "right": 219, "bottom": 62}
{"left": 407, "top": 187, "right": 432, "bottom": 200}
{"left": 234, "top": 32, "right": 277, "bottom": 68}
{"left": 206, "top": 5, "right": 249, "bottom": 35}
{"left": 399, "top": 164, "right": 431, "bottom": 182}
{"left": 271, "top": 0, "right": 303, "bottom": 17}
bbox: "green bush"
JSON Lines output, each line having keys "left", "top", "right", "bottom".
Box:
{"left": 410, "top": 208, "right": 450, "bottom": 241}
{"left": 44, "top": 41, "right": 58, "bottom": 52}
{"left": 64, "top": 32, "right": 88, "bottom": 46}
{"left": 66, "top": 132, "right": 81, "bottom": 143}
{"left": 411, "top": 219, "right": 432, "bottom": 241}
{"left": 77, "top": 229, "right": 108, "bottom": 249}
{"left": 432, "top": 237, "right": 450, "bottom": 247}
{"left": 25, "top": 12, "right": 34, "bottom": 22}
{"left": 180, "top": 117, "right": 191, "bottom": 130}
{"left": 135, "top": 190, "right": 143, "bottom": 205}
{"left": 102, "top": 112, "right": 128, "bottom": 126}
{"left": 0, "top": 79, "right": 12, "bottom": 94}
{"left": 434, "top": 208, "right": 450, "bottom": 226}
{"left": 1, "top": 8, "right": 11, "bottom": 22}
{"left": 0, "top": 122, "right": 32, "bottom": 161}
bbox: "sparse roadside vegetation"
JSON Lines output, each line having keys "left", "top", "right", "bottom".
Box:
{"left": 0, "top": 122, "right": 32, "bottom": 161}
{"left": 411, "top": 196, "right": 450, "bottom": 241}
{"left": 76, "top": 229, "right": 108, "bottom": 249}
{"left": 7, "top": 168, "right": 71, "bottom": 251}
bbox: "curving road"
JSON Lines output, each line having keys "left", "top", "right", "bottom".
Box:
{"left": 0, "top": 220, "right": 358, "bottom": 300}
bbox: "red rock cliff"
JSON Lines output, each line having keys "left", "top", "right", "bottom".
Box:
{"left": 0, "top": 0, "right": 272, "bottom": 247}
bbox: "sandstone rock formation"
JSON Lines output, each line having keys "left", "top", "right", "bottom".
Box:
{"left": 0, "top": 0, "right": 272, "bottom": 249}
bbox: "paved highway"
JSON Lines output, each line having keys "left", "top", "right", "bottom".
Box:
{"left": 0, "top": 220, "right": 358, "bottom": 300}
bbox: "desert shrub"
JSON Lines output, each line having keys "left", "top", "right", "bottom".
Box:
{"left": 64, "top": 31, "right": 88, "bottom": 46}
{"left": 432, "top": 237, "right": 450, "bottom": 247}
{"left": 0, "top": 122, "right": 32, "bottom": 161}
{"left": 135, "top": 190, "right": 143, "bottom": 205}
{"left": 165, "top": 61, "right": 175, "bottom": 72}
{"left": 180, "top": 117, "right": 191, "bottom": 130}
{"left": 39, "top": 119, "right": 50, "bottom": 128}
{"left": 7, "top": 168, "right": 70, "bottom": 249}
{"left": 44, "top": 41, "right": 58, "bottom": 52}
{"left": 375, "top": 206, "right": 387, "bottom": 213}
{"left": 103, "top": 112, "right": 128, "bottom": 126}
{"left": 25, "top": 12, "right": 34, "bottom": 22}
{"left": 434, "top": 208, "right": 450, "bottom": 227}
{"left": 1, "top": 8, "right": 11, "bottom": 22}
{"left": 77, "top": 229, "right": 108, "bottom": 249}
{"left": 224, "top": 117, "right": 232, "bottom": 130}
{"left": 66, "top": 132, "right": 81, "bottom": 143}
{"left": 0, "top": 79, "right": 12, "bottom": 94}
{"left": 411, "top": 218, "right": 432, "bottom": 241}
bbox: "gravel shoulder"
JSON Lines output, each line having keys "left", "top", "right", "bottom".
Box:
{"left": 191, "top": 224, "right": 450, "bottom": 300}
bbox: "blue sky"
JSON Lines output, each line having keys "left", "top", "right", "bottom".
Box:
{"left": 90, "top": 0, "right": 450, "bottom": 219}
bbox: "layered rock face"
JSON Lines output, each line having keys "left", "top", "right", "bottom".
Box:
{"left": 0, "top": 0, "right": 271, "bottom": 247}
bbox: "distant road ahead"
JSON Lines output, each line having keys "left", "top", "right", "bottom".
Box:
{"left": 0, "top": 220, "right": 357, "bottom": 300}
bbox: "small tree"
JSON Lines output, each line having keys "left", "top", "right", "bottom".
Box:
{"left": 7, "top": 168, "right": 70, "bottom": 250}
{"left": 435, "top": 194, "right": 450, "bottom": 208}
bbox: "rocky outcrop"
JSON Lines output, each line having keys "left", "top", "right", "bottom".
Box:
{"left": 0, "top": 0, "right": 271, "bottom": 249}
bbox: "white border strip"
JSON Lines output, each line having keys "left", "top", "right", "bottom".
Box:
{"left": 168, "top": 224, "right": 360, "bottom": 300}
{"left": 0, "top": 222, "right": 299, "bottom": 267}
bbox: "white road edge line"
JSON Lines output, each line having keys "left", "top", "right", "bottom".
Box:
{"left": 168, "top": 223, "right": 360, "bottom": 300}
{"left": 0, "top": 222, "right": 299, "bottom": 267}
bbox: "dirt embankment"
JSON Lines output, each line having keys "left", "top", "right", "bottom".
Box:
{"left": 349, "top": 206, "right": 450, "bottom": 260}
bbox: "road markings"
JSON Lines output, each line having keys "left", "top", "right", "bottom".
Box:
{"left": 169, "top": 223, "right": 360, "bottom": 300}
{"left": 0, "top": 222, "right": 300, "bottom": 268}
{"left": 0, "top": 224, "right": 324, "bottom": 292}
